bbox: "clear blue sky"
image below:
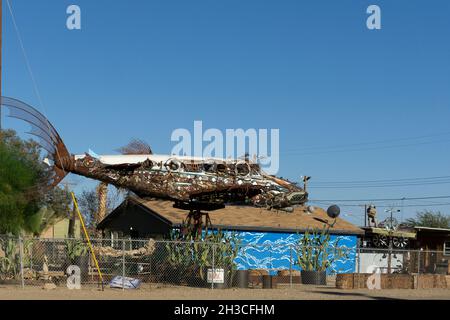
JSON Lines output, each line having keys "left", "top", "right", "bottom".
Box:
{"left": 2, "top": 0, "right": 450, "bottom": 225}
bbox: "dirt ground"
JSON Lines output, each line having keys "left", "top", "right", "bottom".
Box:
{"left": 1, "top": 284, "right": 450, "bottom": 300}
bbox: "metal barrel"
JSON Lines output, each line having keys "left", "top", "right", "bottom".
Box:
{"left": 262, "top": 275, "right": 272, "bottom": 289}
{"left": 234, "top": 270, "right": 249, "bottom": 288}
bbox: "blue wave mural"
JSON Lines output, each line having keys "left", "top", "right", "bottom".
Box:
{"left": 231, "top": 232, "right": 357, "bottom": 275}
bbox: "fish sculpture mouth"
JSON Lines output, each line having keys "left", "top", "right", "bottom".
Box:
{"left": 1, "top": 96, "right": 309, "bottom": 212}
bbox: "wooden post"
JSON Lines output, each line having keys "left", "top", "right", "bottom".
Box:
{"left": 364, "top": 204, "right": 367, "bottom": 227}
{"left": 387, "top": 234, "right": 392, "bottom": 274}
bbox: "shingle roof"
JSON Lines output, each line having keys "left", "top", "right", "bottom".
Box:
{"left": 126, "top": 197, "right": 363, "bottom": 235}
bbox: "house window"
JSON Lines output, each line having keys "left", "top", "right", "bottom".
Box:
{"left": 444, "top": 241, "right": 450, "bottom": 256}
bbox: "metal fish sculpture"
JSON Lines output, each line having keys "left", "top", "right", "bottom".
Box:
{"left": 1, "top": 96, "right": 308, "bottom": 212}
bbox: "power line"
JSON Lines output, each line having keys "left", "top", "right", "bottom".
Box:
{"left": 283, "top": 138, "right": 450, "bottom": 157}
{"left": 311, "top": 175, "right": 450, "bottom": 185}
{"left": 308, "top": 180, "right": 450, "bottom": 189}
{"left": 5, "top": 0, "right": 68, "bottom": 178}
{"left": 284, "top": 131, "right": 450, "bottom": 152}
{"left": 309, "top": 195, "right": 450, "bottom": 203}
{"left": 308, "top": 175, "right": 450, "bottom": 189}
{"left": 311, "top": 202, "right": 450, "bottom": 208}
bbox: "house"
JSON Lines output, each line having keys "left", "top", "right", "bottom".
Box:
{"left": 412, "top": 226, "right": 450, "bottom": 252}
{"left": 411, "top": 226, "right": 450, "bottom": 274}
{"left": 357, "top": 225, "right": 450, "bottom": 275}
{"left": 97, "top": 196, "right": 364, "bottom": 274}
{"left": 40, "top": 218, "right": 81, "bottom": 239}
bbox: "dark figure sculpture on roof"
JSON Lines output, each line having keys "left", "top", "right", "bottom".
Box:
{"left": 367, "top": 205, "right": 378, "bottom": 227}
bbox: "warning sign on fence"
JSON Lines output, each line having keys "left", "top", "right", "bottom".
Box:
{"left": 207, "top": 269, "right": 225, "bottom": 284}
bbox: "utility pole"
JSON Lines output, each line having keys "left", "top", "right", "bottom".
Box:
{"left": 385, "top": 207, "right": 401, "bottom": 274}
{"left": 364, "top": 204, "right": 367, "bottom": 227}
{"left": 401, "top": 197, "right": 405, "bottom": 223}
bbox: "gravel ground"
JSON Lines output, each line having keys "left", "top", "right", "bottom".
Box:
{"left": 1, "top": 284, "right": 450, "bottom": 300}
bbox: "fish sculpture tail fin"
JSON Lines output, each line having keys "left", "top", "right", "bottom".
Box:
{"left": 1, "top": 96, "right": 71, "bottom": 188}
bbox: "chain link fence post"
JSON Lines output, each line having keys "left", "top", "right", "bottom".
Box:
{"left": 122, "top": 239, "right": 126, "bottom": 291}
{"left": 211, "top": 243, "right": 215, "bottom": 290}
{"left": 289, "top": 245, "right": 293, "bottom": 288}
{"left": 417, "top": 249, "right": 421, "bottom": 290}
{"left": 149, "top": 242, "right": 152, "bottom": 282}
{"left": 29, "top": 242, "right": 33, "bottom": 272}
{"left": 18, "top": 237, "right": 25, "bottom": 289}
{"left": 357, "top": 247, "right": 361, "bottom": 289}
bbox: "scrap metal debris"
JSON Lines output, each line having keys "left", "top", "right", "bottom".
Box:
{"left": 93, "top": 239, "right": 156, "bottom": 258}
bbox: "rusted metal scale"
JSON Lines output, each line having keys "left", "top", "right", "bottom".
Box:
{"left": 1, "top": 96, "right": 309, "bottom": 214}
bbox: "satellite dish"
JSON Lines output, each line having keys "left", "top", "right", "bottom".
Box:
{"left": 327, "top": 205, "right": 341, "bottom": 219}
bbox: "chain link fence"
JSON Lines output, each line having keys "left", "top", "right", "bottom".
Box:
{"left": 0, "top": 236, "right": 448, "bottom": 290}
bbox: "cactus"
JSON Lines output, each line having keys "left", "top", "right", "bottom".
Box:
{"left": 0, "top": 237, "right": 34, "bottom": 279}
{"left": 295, "top": 226, "right": 348, "bottom": 272}
{"left": 165, "top": 226, "right": 241, "bottom": 281}
{"left": 0, "top": 238, "right": 20, "bottom": 279}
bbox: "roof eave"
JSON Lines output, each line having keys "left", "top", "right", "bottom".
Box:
{"left": 414, "top": 226, "right": 450, "bottom": 233}
{"left": 172, "top": 223, "right": 364, "bottom": 236}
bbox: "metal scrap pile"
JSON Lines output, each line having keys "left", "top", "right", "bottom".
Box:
{"left": 0, "top": 97, "right": 308, "bottom": 212}
{"left": 73, "top": 154, "right": 308, "bottom": 211}
{"left": 93, "top": 239, "right": 156, "bottom": 258}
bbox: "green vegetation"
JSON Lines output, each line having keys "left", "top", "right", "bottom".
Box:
{"left": 405, "top": 210, "right": 450, "bottom": 229}
{"left": 0, "top": 130, "right": 71, "bottom": 236}
{"left": 0, "top": 237, "right": 33, "bottom": 280}
{"left": 76, "top": 185, "right": 124, "bottom": 235}
{"left": 0, "top": 238, "right": 20, "bottom": 279}
{"left": 166, "top": 226, "right": 242, "bottom": 283}
{"left": 64, "top": 239, "right": 88, "bottom": 264}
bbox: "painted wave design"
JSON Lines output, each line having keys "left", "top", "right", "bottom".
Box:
{"left": 233, "top": 232, "right": 357, "bottom": 274}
